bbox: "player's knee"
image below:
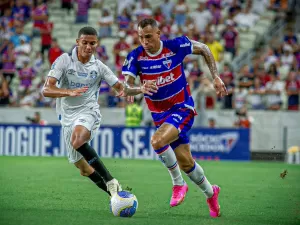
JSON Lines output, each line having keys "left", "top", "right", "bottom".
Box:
{"left": 72, "top": 138, "right": 86, "bottom": 150}
{"left": 151, "top": 135, "right": 165, "bottom": 150}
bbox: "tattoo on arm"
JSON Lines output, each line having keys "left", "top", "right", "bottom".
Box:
{"left": 123, "top": 82, "right": 142, "bottom": 96}
{"left": 191, "top": 40, "right": 218, "bottom": 79}
{"left": 124, "top": 75, "right": 142, "bottom": 96}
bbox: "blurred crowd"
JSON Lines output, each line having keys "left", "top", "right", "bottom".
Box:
{"left": 0, "top": 0, "right": 299, "bottom": 112}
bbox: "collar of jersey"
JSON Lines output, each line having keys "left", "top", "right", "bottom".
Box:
{"left": 71, "top": 47, "right": 95, "bottom": 64}
{"left": 145, "top": 41, "right": 163, "bottom": 57}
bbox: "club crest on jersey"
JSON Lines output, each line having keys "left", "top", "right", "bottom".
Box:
{"left": 163, "top": 59, "right": 172, "bottom": 69}
{"left": 90, "top": 70, "right": 97, "bottom": 79}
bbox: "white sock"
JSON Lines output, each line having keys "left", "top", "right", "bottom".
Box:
{"left": 157, "top": 146, "right": 185, "bottom": 186}
{"left": 186, "top": 162, "right": 213, "bottom": 198}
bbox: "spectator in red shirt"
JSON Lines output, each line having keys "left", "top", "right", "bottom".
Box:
{"left": 40, "top": 16, "right": 53, "bottom": 59}
{"left": 220, "top": 63, "right": 234, "bottom": 82}
{"left": 153, "top": 7, "right": 165, "bottom": 24}
{"left": 113, "top": 31, "right": 130, "bottom": 68}
{"left": 48, "top": 38, "right": 64, "bottom": 66}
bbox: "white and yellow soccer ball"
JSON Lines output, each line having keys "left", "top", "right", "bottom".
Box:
{"left": 110, "top": 191, "right": 138, "bottom": 217}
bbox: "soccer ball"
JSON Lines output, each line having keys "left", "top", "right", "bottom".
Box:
{"left": 110, "top": 191, "right": 138, "bottom": 217}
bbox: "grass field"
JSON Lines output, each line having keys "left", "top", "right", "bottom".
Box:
{"left": 0, "top": 156, "right": 299, "bottom": 225}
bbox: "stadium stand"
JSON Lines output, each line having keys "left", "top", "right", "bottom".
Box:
{"left": 0, "top": 0, "right": 299, "bottom": 112}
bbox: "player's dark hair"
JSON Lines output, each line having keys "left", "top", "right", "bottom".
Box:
{"left": 137, "top": 18, "right": 158, "bottom": 29}
{"left": 78, "top": 26, "right": 98, "bottom": 38}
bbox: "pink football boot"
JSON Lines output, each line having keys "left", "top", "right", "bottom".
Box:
{"left": 170, "top": 183, "right": 189, "bottom": 207}
{"left": 206, "top": 185, "right": 221, "bottom": 217}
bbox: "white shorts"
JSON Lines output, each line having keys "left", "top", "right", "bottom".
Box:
{"left": 62, "top": 113, "right": 101, "bottom": 163}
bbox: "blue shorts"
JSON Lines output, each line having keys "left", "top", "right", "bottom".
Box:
{"left": 154, "top": 108, "right": 195, "bottom": 153}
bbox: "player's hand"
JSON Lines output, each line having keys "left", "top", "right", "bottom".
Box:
{"left": 213, "top": 77, "right": 228, "bottom": 97}
{"left": 68, "top": 86, "right": 89, "bottom": 97}
{"left": 126, "top": 96, "right": 134, "bottom": 103}
{"left": 141, "top": 80, "right": 158, "bottom": 96}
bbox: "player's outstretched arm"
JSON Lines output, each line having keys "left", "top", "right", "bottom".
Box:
{"left": 112, "top": 78, "right": 158, "bottom": 97}
{"left": 191, "top": 40, "right": 228, "bottom": 97}
{"left": 42, "top": 77, "right": 88, "bottom": 98}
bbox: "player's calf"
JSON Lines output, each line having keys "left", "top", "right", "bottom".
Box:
{"left": 76, "top": 143, "right": 114, "bottom": 182}
{"left": 185, "top": 161, "right": 213, "bottom": 198}
{"left": 74, "top": 158, "right": 110, "bottom": 195}
{"left": 75, "top": 160, "right": 94, "bottom": 176}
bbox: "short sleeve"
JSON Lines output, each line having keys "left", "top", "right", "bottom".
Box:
{"left": 122, "top": 50, "right": 139, "bottom": 78}
{"left": 98, "top": 60, "right": 118, "bottom": 86}
{"left": 163, "top": 36, "right": 193, "bottom": 57}
{"left": 47, "top": 53, "right": 69, "bottom": 82}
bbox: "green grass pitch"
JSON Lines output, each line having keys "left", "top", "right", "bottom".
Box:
{"left": 0, "top": 156, "right": 299, "bottom": 225}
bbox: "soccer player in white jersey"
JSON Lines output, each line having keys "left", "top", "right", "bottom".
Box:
{"left": 42, "top": 27, "right": 157, "bottom": 197}
{"left": 123, "top": 19, "right": 227, "bottom": 217}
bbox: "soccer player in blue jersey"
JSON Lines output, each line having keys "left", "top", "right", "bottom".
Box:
{"left": 122, "top": 18, "right": 227, "bottom": 217}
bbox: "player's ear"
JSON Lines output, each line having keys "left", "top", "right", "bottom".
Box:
{"left": 76, "top": 38, "right": 79, "bottom": 46}
{"left": 156, "top": 29, "right": 160, "bottom": 37}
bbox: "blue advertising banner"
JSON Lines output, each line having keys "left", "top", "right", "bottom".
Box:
{"left": 0, "top": 124, "right": 250, "bottom": 160}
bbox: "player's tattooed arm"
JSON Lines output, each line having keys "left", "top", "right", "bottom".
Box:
{"left": 191, "top": 40, "right": 228, "bottom": 97}
{"left": 191, "top": 40, "right": 219, "bottom": 80}
{"left": 42, "top": 77, "right": 88, "bottom": 98}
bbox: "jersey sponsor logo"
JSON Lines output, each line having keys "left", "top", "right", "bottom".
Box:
{"left": 163, "top": 59, "right": 172, "bottom": 69}
{"left": 70, "top": 81, "right": 93, "bottom": 88}
{"left": 138, "top": 56, "right": 148, "bottom": 60}
{"left": 162, "top": 52, "right": 175, "bottom": 58}
{"left": 77, "top": 72, "right": 88, "bottom": 77}
{"left": 66, "top": 69, "right": 76, "bottom": 76}
{"left": 180, "top": 43, "right": 190, "bottom": 47}
{"left": 156, "top": 73, "right": 175, "bottom": 86}
{"left": 89, "top": 70, "right": 98, "bottom": 79}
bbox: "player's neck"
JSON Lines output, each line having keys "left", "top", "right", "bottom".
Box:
{"left": 77, "top": 53, "right": 90, "bottom": 64}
